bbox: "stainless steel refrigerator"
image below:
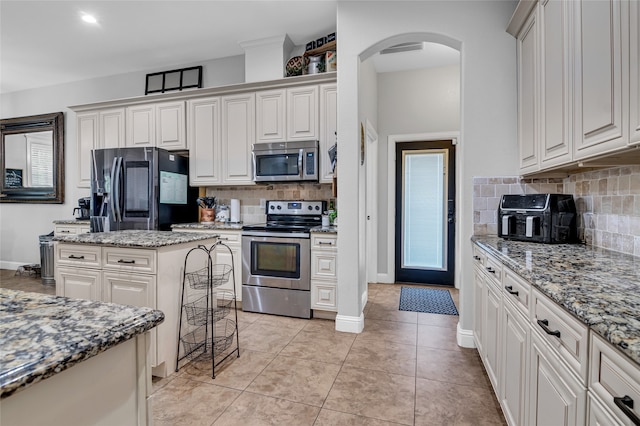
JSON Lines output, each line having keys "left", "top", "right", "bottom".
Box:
{"left": 90, "top": 147, "right": 197, "bottom": 232}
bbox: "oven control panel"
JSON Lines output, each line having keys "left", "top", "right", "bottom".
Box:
{"left": 267, "top": 200, "right": 325, "bottom": 214}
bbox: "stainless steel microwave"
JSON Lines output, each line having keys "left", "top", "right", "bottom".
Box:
{"left": 252, "top": 140, "right": 319, "bottom": 182}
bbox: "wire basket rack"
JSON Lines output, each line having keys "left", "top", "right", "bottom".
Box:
{"left": 180, "top": 319, "right": 237, "bottom": 363}
{"left": 183, "top": 291, "right": 235, "bottom": 326}
{"left": 184, "top": 264, "right": 232, "bottom": 290}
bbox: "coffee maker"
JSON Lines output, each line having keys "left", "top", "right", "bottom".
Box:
{"left": 73, "top": 197, "right": 91, "bottom": 220}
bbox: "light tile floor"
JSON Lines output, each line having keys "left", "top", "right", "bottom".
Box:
{"left": 0, "top": 271, "right": 506, "bottom": 425}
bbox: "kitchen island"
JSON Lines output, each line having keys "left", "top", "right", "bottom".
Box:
{"left": 53, "top": 230, "right": 219, "bottom": 377}
{"left": 0, "top": 288, "right": 163, "bottom": 425}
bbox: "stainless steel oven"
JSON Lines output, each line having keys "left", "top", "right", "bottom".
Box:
{"left": 241, "top": 200, "right": 325, "bottom": 319}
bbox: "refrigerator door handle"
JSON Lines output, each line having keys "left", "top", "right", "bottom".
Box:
{"left": 109, "top": 157, "right": 118, "bottom": 222}
{"left": 114, "top": 157, "right": 123, "bottom": 222}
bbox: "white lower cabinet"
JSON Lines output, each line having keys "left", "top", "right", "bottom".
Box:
{"left": 528, "top": 330, "right": 587, "bottom": 426}
{"left": 588, "top": 393, "right": 624, "bottom": 426}
{"left": 55, "top": 240, "right": 213, "bottom": 377}
{"left": 500, "top": 298, "right": 530, "bottom": 426}
{"left": 311, "top": 233, "right": 337, "bottom": 312}
{"left": 484, "top": 277, "right": 502, "bottom": 392}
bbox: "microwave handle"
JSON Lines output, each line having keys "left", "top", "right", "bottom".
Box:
{"left": 298, "top": 150, "right": 304, "bottom": 179}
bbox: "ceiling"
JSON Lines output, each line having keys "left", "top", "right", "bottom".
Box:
{"left": 1, "top": 1, "right": 459, "bottom": 95}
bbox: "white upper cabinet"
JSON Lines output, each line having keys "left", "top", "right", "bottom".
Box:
{"left": 256, "top": 89, "right": 286, "bottom": 143}
{"left": 516, "top": 7, "right": 540, "bottom": 173}
{"left": 156, "top": 102, "right": 186, "bottom": 150}
{"left": 630, "top": 0, "right": 640, "bottom": 145}
{"left": 188, "top": 97, "right": 222, "bottom": 186}
{"left": 126, "top": 101, "right": 186, "bottom": 150}
{"left": 539, "top": 0, "right": 573, "bottom": 168}
{"left": 221, "top": 93, "right": 255, "bottom": 184}
{"left": 319, "top": 83, "right": 337, "bottom": 183}
{"left": 76, "top": 108, "right": 125, "bottom": 188}
{"left": 126, "top": 104, "right": 155, "bottom": 148}
{"left": 573, "top": 0, "right": 627, "bottom": 159}
{"left": 287, "top": 85, "right": 318, "bottom": 141}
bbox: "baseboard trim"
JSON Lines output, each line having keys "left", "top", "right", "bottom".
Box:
{"left": 362, "top": 289, "right": 368, "bottom": 309}
{"left": 376, "top": 272, "right": 394, "bottom": 284}
{"left": 0, "top": 261, "right": 28, "bottom": 271}
{"left": 457, "top": 322, "right": 476, "bottom": 348}
{"left": 335, "top": 313, "right": 364, "bottom": 333}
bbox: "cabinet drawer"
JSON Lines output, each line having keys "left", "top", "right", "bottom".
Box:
{"left": 532, "top": 288, "right": 589, "bottom": 382}
{"left": 472, "top": 244, "right": 487, "bottom": 268}
{"left": 103, "top": 247, "right": 156, "bottom": 273}
{"left": 56, "top": 244, "right": 102, "bottom": 268}
{"left": 484, "top": 254, "right": 503, "bottom": 283}
{"left": 215, "top": 231, "right": 241, "bottom": 244}
{"left": 503, "top": 268, "right": 530, "bottom": 317}
{"left": 54, "top": 225, "right": 81, "bottom": 236}
{"left": 311, "top": 281, "right": 337, "bottom": 311}
{"left": 311, "top": 234, "right": 337, "bottom": 250}
{"left": 590, "top": 332, "right": 640, "bottom": 425}
{"left": 311, "top": 251, "right": 337, "bottom": 280}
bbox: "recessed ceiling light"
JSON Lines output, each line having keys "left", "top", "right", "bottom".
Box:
{"left": 81, "top": 14, "right": 97, "bottom": 24}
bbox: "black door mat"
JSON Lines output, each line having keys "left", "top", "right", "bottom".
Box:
{"left": 399, "top": 287, "right": 459, "bottom": 315}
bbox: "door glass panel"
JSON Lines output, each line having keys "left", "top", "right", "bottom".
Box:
{"left": 124, "top": 161, "right": 149, "bottom": 217}
{"left": 256, "top": 154, "right": 300, "bottom": 176}
{"left": 402, "top": 150, "right": 447, "bottom": 270}
{"left": 252, "top": 241, "right": 300, "bottom": 278}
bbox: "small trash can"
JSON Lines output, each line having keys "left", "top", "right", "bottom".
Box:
{"left": 39, "top": 232, "right": 55, "bottom": 286}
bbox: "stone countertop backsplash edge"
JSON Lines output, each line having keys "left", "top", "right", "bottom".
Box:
{"left": 0, "top": 288, "right": 164, "bottom": 399}
{"left": 471, "top": 235, "right": 640, "bottom": 366}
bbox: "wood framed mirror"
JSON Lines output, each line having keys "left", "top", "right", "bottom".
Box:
{"left": 0, "top": 112, "right": 64, "bottom": 203}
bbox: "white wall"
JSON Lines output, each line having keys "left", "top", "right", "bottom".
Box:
{"left": 375, "top": 65, "right": 461, "bottom": 273}
{"left": 336, "top": 0, "right": 519, "bottom": 337}
{"left": 0, "top": 55, "right": 244, "bottom": 268}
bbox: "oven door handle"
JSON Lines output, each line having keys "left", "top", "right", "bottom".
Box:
{"left": 242, "top": 231, "right": 310, "bottom": 238}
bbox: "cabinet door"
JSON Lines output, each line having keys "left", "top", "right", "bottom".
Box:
{"left": 76, "top": 112, "right": 99, "bottom": 188}
{"left": 539, "top": 0, "right": 573, "bottom": 168}
{"left": 126, "top": 105, "right": 155, "bottom": 148}
{"left": 213, "top": 243, "right": 241, "bottom": 300}
{"left": 574, "top": 0, "right": 626, "bottom": 159}
{"left": 222, "top": 93, "right": 255, "bottom": 184}
{"left": 256, "top": 89, "right": 286, "bottom": 143}
{"left": 473, "top": 267, "right": 485, "bottom": 355}
{"left": 528, "top": 332, "right": 586, "bottom": 426}
{"left": 287, "top": 86, "right": 318, "bottom": 140}
{"left": 56, "top": 267, "right": 102, "bottom": 301}
{"left": 517, "top": 8, "right": 540, "bottom": 173}
{"left": 631, "top": 0, "right": 640, "bottom": 145}
{"left": 484, "top": 279, "right": 502, "bottom": 393}
{"left": 311, "top": 281, "right": 337, "bottom": 311}
{"left": 100, "top": 108, "right": 125, "bottom": 149}
{"left": 103, "top": 272, "right": 156, "bottom": 366}
{"left": 500, "top": 299, "right": 529, "bottom": 426}
{"left": 319, "top": 83, "right": 337, "bottom": 183}
{"left": 587, "top": 394, "right": 623, "bottom": 426}
{"left": 188, "top": 97, "right": 222, "bottom": 186}
{"left": 156, "top": 101, "right": 186, "bottom": 150}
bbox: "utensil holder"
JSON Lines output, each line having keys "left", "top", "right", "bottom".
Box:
{"left": 201, "top": 208, "right": 215, "bottom": 223}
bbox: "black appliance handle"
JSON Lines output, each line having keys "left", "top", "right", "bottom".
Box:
{"left": 613, "top": 395, "right": 640, "bottom": 425}
{"left": 114, "top": 157, "right": 123, "bottom": 222}
{"left": 537, "top": 319, "right": 561, "bottom": 338}
{"left": 109, "top": 156, "right": 118, "bottom": 222}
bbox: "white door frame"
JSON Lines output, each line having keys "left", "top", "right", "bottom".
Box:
{"left": 365, "top": 119, "right": 379, "bottom": 284}
{"left": 382, "top": 131, "right": 460, "bottom": 284}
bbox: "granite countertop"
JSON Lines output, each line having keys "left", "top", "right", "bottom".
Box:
{"left": 53, "top": 230, "right": 219, "bottom": 248}
{"left": 310, "top": 226, "right": 338, "bottom": 234}
{"left": 0, "top": 288, "right": 164, "bottom": 399}
{"left": 172, "top": 222, "right": 243, "bottom": 231}
{"left": 53, "top": 219, "right": 90, "bottom": 225}
{"left": 472, "top": 236, "right": 640, "bottom": 365}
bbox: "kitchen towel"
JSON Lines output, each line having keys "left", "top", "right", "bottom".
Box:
{"left": 398, "top": 287, "right": 459, "bottom": 315}
{"left": 230, "top": 199, "right": 240, "bottom": 223}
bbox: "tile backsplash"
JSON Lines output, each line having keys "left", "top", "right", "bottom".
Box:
{"left": 473, "top": 165, "right": 640, "bottom": 256}
{"left": 205, "top": 183, "right": 334, "bottom": 224}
